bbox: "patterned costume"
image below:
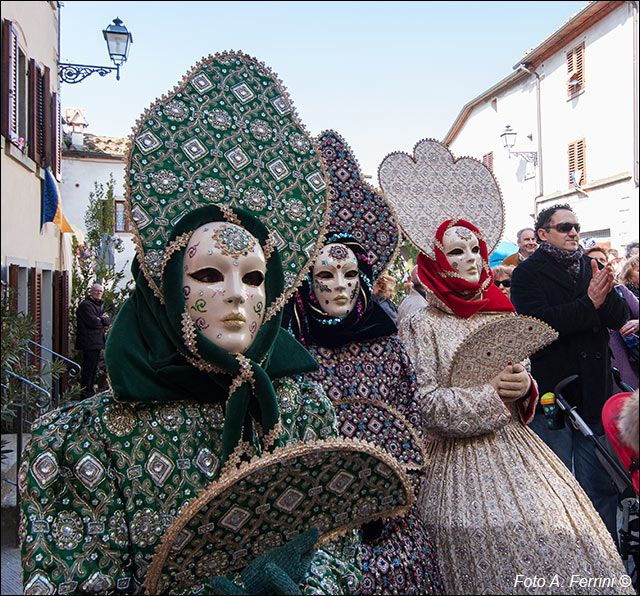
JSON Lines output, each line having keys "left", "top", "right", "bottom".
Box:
{"left": 19, "top": 53, "right": 413, "bottom": 595}
{"left": 380, "top": 139, "right": 634, "bottom": 595}
{"left": 284, "top": 131, "right": 444, "bottom": 595}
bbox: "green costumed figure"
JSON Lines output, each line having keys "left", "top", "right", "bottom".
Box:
{"left": 19, "top": 52, "right": 413, "bottom": 595}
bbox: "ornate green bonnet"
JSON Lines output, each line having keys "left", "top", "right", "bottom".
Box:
{"left": 108, "top": 51, "right": 330, "bottom": 462}
{"left": 127, "top": 50, "right": 329, "bottom": 320}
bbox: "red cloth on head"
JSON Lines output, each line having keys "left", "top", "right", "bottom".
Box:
{"left": 416, "top": 219, "right": 515, "bottom": 318}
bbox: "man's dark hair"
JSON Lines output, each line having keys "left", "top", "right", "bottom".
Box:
{"left": 534, "top": 204, "right": 575, "bottom": 240}
{"left": 625, "top": 241, "right": 639, "bottom": 258}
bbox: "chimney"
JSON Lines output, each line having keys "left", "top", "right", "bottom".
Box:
{"left": 65, "top": 108, "right": 89, "bottom": 149}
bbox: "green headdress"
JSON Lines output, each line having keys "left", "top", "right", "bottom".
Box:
{"left": 106, "top": 51, "right": 330, "bottom": 462}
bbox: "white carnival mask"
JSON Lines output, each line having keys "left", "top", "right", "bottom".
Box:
{"left": 312, "top": 243, "right": 360, "bottom": 318}
{"left": 442, "top": 226, "right": 482, "bottom": 284}
{"left": 182, "top": 222, "right": 266, "bottom": 354}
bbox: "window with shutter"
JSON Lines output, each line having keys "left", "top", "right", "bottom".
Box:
{"left": 29, "top": 268, "right": 43, "bottom": 363}
{"left": 8, "top": 264, "right": 19, "bottom": 311}
{"left": 568, "top": 138, "right": 586, "bottom": 188}
{"left": 2, "top": 19, "right": 19, "bottom": 142}
{"left": 28, "top": 59, "right": 41, "bottom": 162}
{"left": 482, "top": 152, "right": 494, "bottom": 173}
{"left": 567, "top": 43, "right": 585, "bottom": 98}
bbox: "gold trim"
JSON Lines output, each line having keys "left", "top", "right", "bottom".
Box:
{"left": 161, "top": 232, "right": 193, "bottom": 277}
{"left": 144, "top": 436, "right": 414, "bottom": 595}
{"left": 448, "top": 314, "right": 558, "bottom": 387}
{"left": 125, "top": 50, "right": 332, "bottom": 323}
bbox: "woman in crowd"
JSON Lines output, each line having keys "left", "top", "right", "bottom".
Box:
{"left": 379, "top": 138, "right": 633, "bottom": 595}
{"left": 619, "top": 255, "right": 639, "bottom": 298}
{"left": 283, "top": 130, "right": 444, "bottom": 595}
{"left": 491, "top": 264, "right": 515, "bottom": 302}
{"left": 372, "top": 274, "right": 399, "bottom": 324}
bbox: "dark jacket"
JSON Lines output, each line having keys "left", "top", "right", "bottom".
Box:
{"left": 76, "top": 296, "right": 111, "bottom": 351}
{"left": 510, "top": 249, "right": 629, "bottom": 426}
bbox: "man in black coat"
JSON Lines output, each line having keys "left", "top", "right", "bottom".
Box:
{"left": 76, "top": 283, "right": 112, "bottom": 398}
{"left": 511, "top": 203, "right": 629, "bottom": 543}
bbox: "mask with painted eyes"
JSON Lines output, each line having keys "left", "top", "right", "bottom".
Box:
{"left": 182, "top": 222, "right": 266, "bottom": 354}
{"left": 312, "top": 243, "right": 360, "bottom": 318}
{"left": 442, "top": 225, "right": 482, "bottom": 284}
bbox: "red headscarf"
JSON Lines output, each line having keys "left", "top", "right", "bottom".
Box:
{"left": 416, "top": 219, "right": 514, "bottom": 318}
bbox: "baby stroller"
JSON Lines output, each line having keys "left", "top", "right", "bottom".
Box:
{"left": 545, "top": 373, "right": 639, "bottom": 590}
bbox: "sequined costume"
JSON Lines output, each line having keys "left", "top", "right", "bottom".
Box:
{"left": 306, "top": 337, "right": 443, "bottom": 595}
{"left": 283, "top": 130, "right": 445, "bottom": 595}
{"left": 399, "top": 291, "right": 635, "bottom": 595}
{"left": 19, "top": 52, "right": 376, "bottom": 595}
{"left": 20, "top": 380, "right": 361, "bottom": 595}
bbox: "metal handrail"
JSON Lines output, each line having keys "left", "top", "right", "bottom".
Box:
{"left": 1, "top": 369, "right": 51, "bottom": 548}
{"left": 3, "top": 369, "right": 51, "bottom": 402}
{"left": 28, "top": 340, "right": 80, "bottom": 376}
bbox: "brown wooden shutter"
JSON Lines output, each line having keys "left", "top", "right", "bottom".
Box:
{"left": 567, "top": 43, "right": 585, "bottom": 98}
{"left": 2, "top": 20, "right": 19, "bottom": 141}
{"left": 29, "top": 268, "right": 43, "bottom": 362}
{"left": 52, "top": 92, "right": 61, "bottom": 180}
{"left": 568, "top": 138, "right": 586, "bottom": 187}
{"left": 42, "top": 66, "right": 51, "bottom": 167}
{"left": 53, "top": 270, "right": 71, "bottom": 391}
{"left": 28, "top": 59, "right": 39, "bottom": 162}
{"left": 8, "top": 263, "right": 19, "bottom": 310}
{"left": 482, "top": 152, "right": 494, "bottom": 173}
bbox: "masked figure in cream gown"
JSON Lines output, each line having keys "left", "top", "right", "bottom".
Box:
{"left": 379, "top": 139, "right": 633, "bottom": 595}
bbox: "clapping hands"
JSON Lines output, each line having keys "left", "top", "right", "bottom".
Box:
{"left": 587, "top": 259, "right": 616, "bottom": 309}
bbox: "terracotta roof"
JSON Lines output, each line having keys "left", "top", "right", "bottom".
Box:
{"left": 513, "top": 1, "right": 623, "bottom": 68}
{"left": 63, "top": 132, "right": 128, "bottom": 158}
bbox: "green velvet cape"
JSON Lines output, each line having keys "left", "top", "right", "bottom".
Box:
{"left": 105, "top": 205, "right": 318, "bottom": 462}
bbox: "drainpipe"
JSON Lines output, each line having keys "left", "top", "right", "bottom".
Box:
{"left": 632, "top": 1, "right": 638, "bottom": 187}
{"left": 518, "top": 63, "right": 544, "bottom": 207}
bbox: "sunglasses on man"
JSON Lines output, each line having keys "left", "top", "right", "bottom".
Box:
{"left": 494, "top": 279, "right": 511, "bottom": 288}
{"left": 544, "top": 222, "right": 581, "bottom": 234}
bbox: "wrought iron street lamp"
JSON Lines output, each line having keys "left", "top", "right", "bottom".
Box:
{"left": 58, "top": 18, "right": 133, "bottom": 84}
{"left": 500, "top": 125, "right": 538, "bottom": 165}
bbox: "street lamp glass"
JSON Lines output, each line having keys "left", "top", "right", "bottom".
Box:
{"left": 500, "top": 125, "right": 517, "bottom": 149}
{"left": 103, "top": 18, "right": 132, "bottom": 66}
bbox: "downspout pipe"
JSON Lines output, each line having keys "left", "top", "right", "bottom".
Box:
{"left": 632, "top": 1, "right": 638, "bottom": 187}
{"left": 518, "top": 63, "right": 543, "bottom": 201}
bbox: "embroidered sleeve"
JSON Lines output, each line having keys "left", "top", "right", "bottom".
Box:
{"left": 399, "top": 313, "right": 511, "bottom": 438}
{"left": 276, "top": 378, "right": 338, "bottom": 444}
{"left": 20, "top": 399, "right": 137, "bottom": 595}
{"left": 301, "top": 530, "right": 362, "bottom": 595}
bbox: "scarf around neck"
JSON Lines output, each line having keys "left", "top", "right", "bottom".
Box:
{"left": 416, "top": 219, "right": 514, "bottom": 319}
{"left": 283, "top": 235, "right": 397, "bottom": 348}
{"left": 538, "top": 241, "right": 584, "bottom": 281}
{"left": 105, "top": 206, "right": 318, "bottom": 463}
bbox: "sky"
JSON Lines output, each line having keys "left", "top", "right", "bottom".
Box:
{"left": 59, "top": 1, "right": 589, "bottom": 178}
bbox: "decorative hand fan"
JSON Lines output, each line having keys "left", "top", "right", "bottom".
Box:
{"left": 449, "top": 315, "right": 558, "bottom": 388}
{"left": 145, "top": 437, "right": 413, "bottom": 594}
